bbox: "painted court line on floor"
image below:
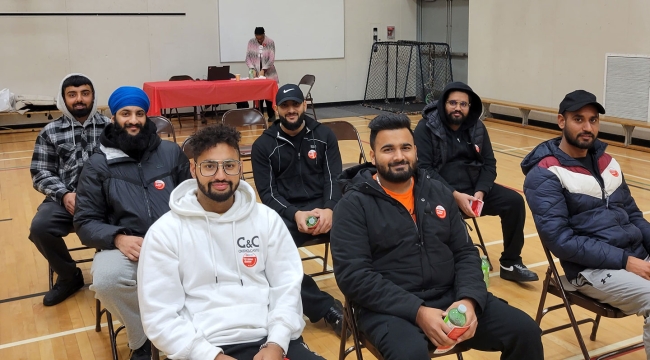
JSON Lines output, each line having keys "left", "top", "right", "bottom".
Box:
{"left": 0, "top": 321, "right": 121, "bottom": 350}
{"left": 563, "top": 335, "right": 643, "bottom": 360}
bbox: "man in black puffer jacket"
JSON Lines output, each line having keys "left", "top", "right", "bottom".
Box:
{"left": 414, "top": 81, "right": 538, "bottom": 283}
{"left": 74, "top": 86, "right": 191, "bottom": 360}
{"left": 331, "top": 114, "right": 543, "bottom": 360}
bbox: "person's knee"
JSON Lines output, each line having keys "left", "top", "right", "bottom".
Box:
{"left": 370, "top": 321, "right": 429, "bottom": 360}
{"left": 29, "top": 214, "right": 54, "bottom": 242}
{"left": 91, "top": 264, "right": 136, "bottom": 298}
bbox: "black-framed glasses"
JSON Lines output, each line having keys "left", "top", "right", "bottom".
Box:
{"left": 446, "top": 100, "right": 470, "bottom": 109}
{"left": 198, "top": 160, "right": 241, "bottom": 176}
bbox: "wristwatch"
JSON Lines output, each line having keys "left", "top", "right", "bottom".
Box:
{"left": 259, "top": 342, "right": 286, "bottom": 357}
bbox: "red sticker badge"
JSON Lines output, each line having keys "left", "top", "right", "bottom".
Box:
{"left": 609, "top": 169, "right": 619, "bottom": 177}
{"left": 308, "top": 150, "right": 317, "bottom": 159}
{"left": 243, "top": 254, "right": 258, "bottom": 268}
{"left": 435, "top": 205, "right": 446, "bottom": 219}
{"left": 154, "top": 180, "right": 165, "bottom": 190}
{"left": 474, "top": 144, "right": 480, "bottom": 153}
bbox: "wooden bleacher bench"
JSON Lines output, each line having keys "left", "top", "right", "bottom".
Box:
{"left": 481, "top": 97, "right": 650, "bottom": 147}
{"left": 0, "top": 105, "right": 109, "bottom": 116}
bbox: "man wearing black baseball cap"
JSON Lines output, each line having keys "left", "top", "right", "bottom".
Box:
{"left": 522, "top": 89, "right": 650, "bottom": 359}
{"left": 251, "top": 84, "right": 346, "bottom": 336}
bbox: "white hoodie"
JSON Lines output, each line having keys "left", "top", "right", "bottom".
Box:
{"left": 137, "top": 179, "right": 305, "bottom": 360}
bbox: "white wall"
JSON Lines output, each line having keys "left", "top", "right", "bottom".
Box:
{"left": 467, "top": 0, "right": 650, "bottom": 138}
{"left": 0, "top": 0, "right": 417, "bottom": 106}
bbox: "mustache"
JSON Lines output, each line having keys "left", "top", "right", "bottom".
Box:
{"left": 578, "top": 132, "right": 594, "bottom": 137}
{"left": 388, "top": 160, "right": 409, "bottom": 167}
{"left": 209, "top": 180, "right": 232, "bottom": 186}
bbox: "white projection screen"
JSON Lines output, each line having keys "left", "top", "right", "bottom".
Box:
{"left": 218, "top": 0, "right": 345, "bottom": 62}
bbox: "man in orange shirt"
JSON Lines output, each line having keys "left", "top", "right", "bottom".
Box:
{"left": 331, "top": 114, "right": 543, "bottom": 359}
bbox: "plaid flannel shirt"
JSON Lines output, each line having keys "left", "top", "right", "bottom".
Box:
{"left": 30, "top": 113, "right": 110, "bottom": 204}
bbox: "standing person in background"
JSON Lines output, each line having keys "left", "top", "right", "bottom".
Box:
{"left": 246, "top": 26, "right": 277, "bottom": 120}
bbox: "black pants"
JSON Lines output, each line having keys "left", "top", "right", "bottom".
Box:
{"left": 283, "top": 218, "right": 336, "bottom": 323}
{"left": 358, "top": 293, "right": 543, "bottom": 360}
{"left": 220, "top": 336, "right": 324, "bottom": 359}
{"left": 258, "top": 99, "right": 275, "bottom": 119}
{"left": 28, "top": 199, "right": 77, "bottom": 281}
{"left": 479, "top": 183, "right": 525, "bottom": 266}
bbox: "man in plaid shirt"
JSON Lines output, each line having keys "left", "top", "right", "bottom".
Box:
{"left": 29, "top": 73, "right": 110, "bottom": 306}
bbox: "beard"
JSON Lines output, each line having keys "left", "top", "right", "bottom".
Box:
{"left": 66, "top": 101, "right": 92, "bottom": 119}
{"left": 111, "top": 120, "right": 150, "bottom": 154}
{"left": 279, "top": 112, "right": 306, "bottom": 131}
{"left": 197, "top": 179, "right": 239, "bottom": 203}
{"left": 446, "top": 110, "right": 467, "bottom": 126}
{"left": 376, "top": 159, "right": 416, "bottom": 183}
{"left": 564, "top": 128, "right": 596, "bottom": 150}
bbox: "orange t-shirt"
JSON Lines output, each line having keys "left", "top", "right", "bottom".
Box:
{"left": 374, "top": 175, "right": 416, "bottom": 222}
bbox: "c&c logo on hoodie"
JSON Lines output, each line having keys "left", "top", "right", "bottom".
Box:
{"left": 237, "top": 236, "right": 260, "bottom": 253}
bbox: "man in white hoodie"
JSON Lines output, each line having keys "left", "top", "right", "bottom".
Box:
{"left": 29, "top": 73, "right": 110, "bottom": 306}
{"left": 138, "top": 124, "right": 324, "bottom": 360}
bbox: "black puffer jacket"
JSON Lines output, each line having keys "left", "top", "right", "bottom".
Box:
{"left": 331, "top": 164, "right": 487, "bottom": 323}
{"left": 74, "top": 123, "right": 191, "bottom": 250}
{"left": 414, "top": 82, "right": 496, "bottom": 195}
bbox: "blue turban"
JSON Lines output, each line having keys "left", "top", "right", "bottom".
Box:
{"left": 108, "top": 86, "right": 150, "bottom": 115}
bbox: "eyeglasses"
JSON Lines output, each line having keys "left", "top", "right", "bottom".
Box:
{"left": 198, "top": 160, "right": 241, "bottom": 176}
{"left": 446, "top": 100, "right": 470, "bottom": 109}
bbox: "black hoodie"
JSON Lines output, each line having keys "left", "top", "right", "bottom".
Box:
{"left": 331, "top": 163, "right": 487, "bottom": 323}
{"left": 251, "top": 116, "right": 343, "bottom": 221}
{"left": 413, "top": 82, "right": 497, "bottom": 196}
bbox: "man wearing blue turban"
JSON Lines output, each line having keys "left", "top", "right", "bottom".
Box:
{"left": 74, "top": 86, "right": 192, "bottom": 360}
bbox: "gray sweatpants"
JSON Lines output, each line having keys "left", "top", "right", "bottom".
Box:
{"left": 572, "top": 257, "right": 650, "bottom": 359}
{"left": 90, "top": 249, "right": 146, "bottom": 350}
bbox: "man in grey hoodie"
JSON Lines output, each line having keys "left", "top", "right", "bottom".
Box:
{"left": 29, "top": 73, "right": 110, "bottom": 306}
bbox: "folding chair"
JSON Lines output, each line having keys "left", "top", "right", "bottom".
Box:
{"left": 95, "top": 300, "right": 126, "bottom": 360}
{"left": 300, "top": 235, "right": 333, "bottom": 277}
{"left": 339, "top": 296, "right": 468, "bottom": 360}
{"left": 150, "top": 116, "right": 177, "bottom": 143}
{"left": 221, "top": 109, "right": 267, "bottom": 180}
{"left": 298, "top": 74, "right": 317, "bottom": 120}
{"left": 462, "top": 215, "right": 492, "bottom": 270}
{"left": 181, "top": 136, "right": 194, "bottom": 160}
{"left": 322, "top": 120, "right": 367, "bottom": 170}
{"left": 166, "top": 75, "right": 200, "bottom": 128}
{"left": 535, "top": 243, "right": 645, "bottom": 360}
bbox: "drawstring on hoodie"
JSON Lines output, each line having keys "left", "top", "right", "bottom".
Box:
{"left": 204, "top": 215, "right": 221, "bottom": 284}
{"left": 232, "top": 222, "right": 244, "bottom": 286}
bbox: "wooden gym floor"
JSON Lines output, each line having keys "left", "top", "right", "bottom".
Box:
{"left": 0, "top": 114, "right": 647, "bottom": 359}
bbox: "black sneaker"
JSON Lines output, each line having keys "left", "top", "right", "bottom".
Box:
{"left": 130, "top": 339, "right": 152, "bottom": 360}
{"left": 500, "top": 263, "right": 539, "bottom": 282}
{"left": 323, "top": 299, "right": 348, "bottom": 338}
{"left": 43, "top": 267, "right": 84, "bottom": 306}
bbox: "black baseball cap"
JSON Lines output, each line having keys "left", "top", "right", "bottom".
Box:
{"left": 558, "top": 90, "right": 606, "bottom": 114}
{"left": 276, "top": 84, "right": 304, "bottom": 105}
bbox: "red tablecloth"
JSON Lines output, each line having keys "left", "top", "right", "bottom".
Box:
{"left": 143, "top": 79, "right": 278, "bottom": 116}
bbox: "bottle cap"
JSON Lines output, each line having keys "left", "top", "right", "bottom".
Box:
{"left": 480, "top": 255, "right": 487, "bottom": 260}
{"left": 457, "top": 304, "right": 467, "bottom": 313}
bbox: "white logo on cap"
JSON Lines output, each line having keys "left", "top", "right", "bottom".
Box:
{"left": 283, "top": 89, "right": 295, "bottom": 94}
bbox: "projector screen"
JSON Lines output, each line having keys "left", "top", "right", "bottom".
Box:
{"left": 218, "top": 0, "right": 345, "bottom": 63}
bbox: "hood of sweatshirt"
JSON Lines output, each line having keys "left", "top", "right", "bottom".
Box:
{"left": 422, "top": 81, "right": 483, "bottom": 132}
{"left": 169, "top": 178, "right": 256, "bottom": 221}
{"left": 56, "top": 73, "right": 99, "bottom": 123}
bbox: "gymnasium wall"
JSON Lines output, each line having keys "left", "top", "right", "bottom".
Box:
{"left": 0, "top": 0, "right": 417, "bottom": 107}
{"left": 467, "top": 0, "right": 650, "bottom": 138}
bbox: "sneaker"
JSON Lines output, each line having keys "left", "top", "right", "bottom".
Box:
{"left": 500, "top": 263, "right": 539, "bottom": 282}
{"left": 323, "top": 299, "right": 348, "bottom": 338}
{"left": 130, "top": 339, "right": 152, "bottom": 360}
{"left": 43, "top": 267, "right": 84, "bottom": 306}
